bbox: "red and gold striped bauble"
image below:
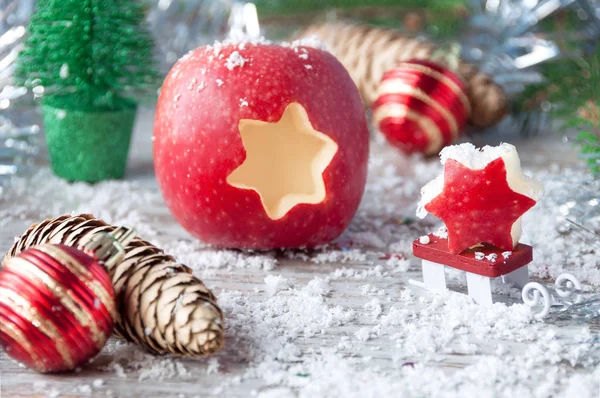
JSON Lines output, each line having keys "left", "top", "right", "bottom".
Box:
{"left": 0, "top": 244, "right": 116, "bottom": 373}
{"left": 373, "top": 59, "right": 471, "bottom": 156}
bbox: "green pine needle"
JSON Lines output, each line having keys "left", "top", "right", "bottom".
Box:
{"left": 516, "top": 44, "right": 600, "bottom": 175}
{"left": 15, "top": 0, "right": 160, "bottom": 111}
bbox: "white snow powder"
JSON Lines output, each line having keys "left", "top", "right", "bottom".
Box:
{"left": 264, "top": 274, "right": 291, "bottom": 296}
{"left": 1, "top": 130, "right": 597, "bottom": 398}
{"left": 225, "top": 51, "right": 248, "bottom": 70}
{"left": 59, "top": 63, "right": 69, "bottom": 79}
{"left": 485, "top": 253, "right": 498, "bottom": 262}
{"left": 419, "top": 235, "right": 431, "bottom": 244}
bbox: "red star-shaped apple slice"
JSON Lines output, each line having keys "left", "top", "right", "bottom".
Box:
{"left": 424, "top": 157, "right": 536, "bottom": 254}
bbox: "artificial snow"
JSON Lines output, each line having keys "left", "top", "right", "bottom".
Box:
{"left": 486, "top": 253, "right": 498, "bottom": 262}
{"left": 419, "top": 235, "right": 430, "bottom": 244}
{"left": 225, "top": 51, "right": 248, "bottom": 70}
{"left": 285, "top": 36, "right": 327, "bottom": 51}
{"left": 59, "top": 63, "right": 69, "bottom": 79}
{"left": 264, "top": 275, "right": 291, "bottom": 296}
{"left": 0, "top": 125, "right": 597, "bottom": 397}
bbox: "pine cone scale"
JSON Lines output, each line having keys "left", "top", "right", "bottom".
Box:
{"left": 2, "top": 214, "right": 224, "bottom": 358}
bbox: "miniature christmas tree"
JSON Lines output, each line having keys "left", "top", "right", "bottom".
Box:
{"left": 15, "top": 0, "right": 159, "bottom": 182}
{"left": 17, "top": 0, "right": 158, "bottom": 110}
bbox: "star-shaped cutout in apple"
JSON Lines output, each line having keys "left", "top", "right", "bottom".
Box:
{"left": 226, "top": 102, "right": 339, "bottom": 220}
{"left": 417, "top": 143, "right": 543, "bottom": 254}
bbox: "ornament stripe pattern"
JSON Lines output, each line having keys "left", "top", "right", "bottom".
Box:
{"left": 373, "top": 60, "right": 470, "bottom": 155}
{"left": 373, "top": 103, "right": 443, "bottom": 154}
{"left": 0, "top": 320, "right": 45, "bottom": 370}
{"left": 0, "top": 288, "right": 74, "bottom": 370}
{"left": 0, "top": 245, "right": 115, "bottom": 372}
{"left": 9, "top": 254, "right": 105, "bottom": 346}
{"left": 397, "top": 62, "right": 471, "bottom": 113}
{"left": 377, "top": 81, "right": 460, "bottom": 138}
{"left": 38, "top": 245, "right": 117, "bottom": 330}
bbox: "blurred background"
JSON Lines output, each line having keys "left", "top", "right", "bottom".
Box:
{"left": 1, "top": 0, "right": 599, "bottom": 202}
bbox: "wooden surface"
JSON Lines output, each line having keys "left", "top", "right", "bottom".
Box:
{"left": 1, "top": 109, "right": 598, "bottom": 398}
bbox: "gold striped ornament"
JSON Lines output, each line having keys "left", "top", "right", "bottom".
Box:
{"left": 0, "top": 229, "right": 133, "bottom": 372}
{"left": 372, "top": 59, "right": 470, "bottom": 156}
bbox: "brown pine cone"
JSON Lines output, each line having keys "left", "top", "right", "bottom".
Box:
{"left": 296, "top": 22, "right": 508, "bottom": 128}
{"left": 3, "top": 214, "right": 224, "bottom": 358}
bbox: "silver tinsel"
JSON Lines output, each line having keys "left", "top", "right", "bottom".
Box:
{"left": 146, "top": 0, "right": 233, "bottom": 73}
{"left": 462, "top": 0, "right": 600, "bottom": 98}
{"left": 461, "top": 1, "right": 600, "bottom": 137}
{"left": 0, "top": 0, "right": 40, "bottom": 192}
{"left": 464, "top": 2, "right": 599, "bottom": 256}
{"left": 558, "top": 174, "right": 600, "bottom": 249}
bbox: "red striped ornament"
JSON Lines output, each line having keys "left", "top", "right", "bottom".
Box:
{"left": 0, "top": 244, "right": 116, "bottom": 373}
{"left": 373, "top": 60, "right": 471, "bottom": 156}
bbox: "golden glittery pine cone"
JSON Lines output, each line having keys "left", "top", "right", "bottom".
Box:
{"left": 3, "top": 214, "right": 224, "bottom": 357}
{"left": 296, "top": 22, "right": 507, "bottom": 128}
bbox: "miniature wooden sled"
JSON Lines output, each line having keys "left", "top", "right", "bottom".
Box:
{"left": 411, "top": 234, "right": 533, "bottom": 306}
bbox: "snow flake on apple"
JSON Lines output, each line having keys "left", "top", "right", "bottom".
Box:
{"left": 283, "top": 36, "right": 327, "bottom": 51}
{"left": 187, "top": 78, "right": 197, "bottom": 90}
{"left": 417, "top": 143, "right": 543, "bottom": 254}
{"left": 225, "top": 51, "right": 248, "bottom": 70}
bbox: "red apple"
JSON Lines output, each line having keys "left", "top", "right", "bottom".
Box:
{"left": 153, "top": 41, "right": 370, "bottom": 249}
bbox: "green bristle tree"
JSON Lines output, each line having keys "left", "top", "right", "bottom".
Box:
{"left": 14, "top": 0, "right": 159, "bottom": 183}
{"left": 16, "top": 0, "right": 159, "bottom": 111}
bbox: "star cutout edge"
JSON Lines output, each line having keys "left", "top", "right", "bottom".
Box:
{"left": 424, "top": 157, "right": 537, "bottom": 254}
{"left": 226, "top": 102, "right": 338, "bottom": 220}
